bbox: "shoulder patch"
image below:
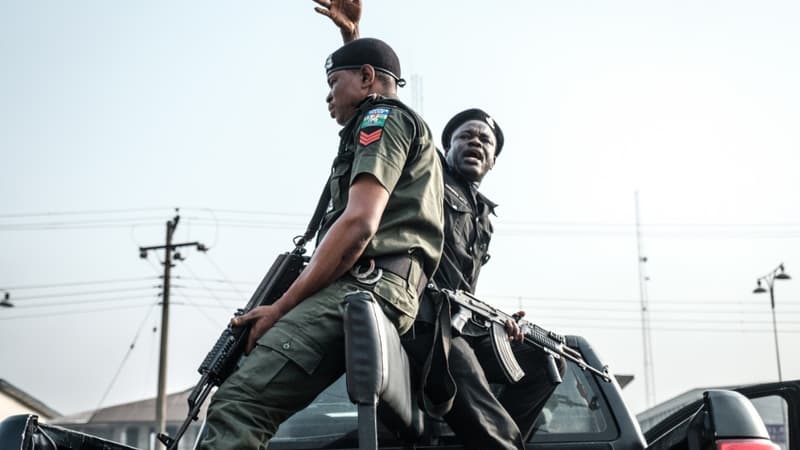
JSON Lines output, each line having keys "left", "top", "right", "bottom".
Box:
{"left": 360, "top": 107, "right": 392, "bottom": 130}
{"left": 358, "top": 128, "right": 383, "bottom": 146}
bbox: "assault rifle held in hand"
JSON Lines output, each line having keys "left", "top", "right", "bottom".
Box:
{"left": 157, "top": 249, "right": 308, "bottom": 450}
{"left": 443, "top": 289, "right": 611, "bottom": 384}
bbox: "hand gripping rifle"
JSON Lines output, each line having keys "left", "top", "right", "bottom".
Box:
{"left": 157, "top": 248, "right": 308, "bottom": 449}
{"left": 157, "top": 172, "right": 334, "bottom": 449}
{"left": 443, "top": 289, "right": 611, "bottom": 384}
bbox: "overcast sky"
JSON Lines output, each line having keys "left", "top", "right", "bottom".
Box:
{"left": 1, "top": 0, "right": 799, "bottom": 419}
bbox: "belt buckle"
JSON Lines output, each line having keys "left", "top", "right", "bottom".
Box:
{"left": 350, "top": 259, "right": 383, "bottom": 285}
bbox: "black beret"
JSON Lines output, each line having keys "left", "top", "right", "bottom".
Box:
{"left": 442, "top": 108, "right": 505, "bottom": 156}
{"left": 325, "top": 38, "right": 406, "bottom": 87}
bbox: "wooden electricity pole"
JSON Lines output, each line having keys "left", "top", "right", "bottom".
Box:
{"left": 139, "top": 211, "right": 207, "bottom": 436}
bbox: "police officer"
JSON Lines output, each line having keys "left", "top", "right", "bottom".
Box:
{"left": 433, "top": 109, "right": 563, "bottom": 450}
{"left": 314, "top": 2, "right": 563, "bottom": 449}
{"left": 198, "top": 37, "right": 443, "bottom": 450}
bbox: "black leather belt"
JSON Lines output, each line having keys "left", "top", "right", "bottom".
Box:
{"left": 352, "top": 254, "right": 428, "bottom": 296}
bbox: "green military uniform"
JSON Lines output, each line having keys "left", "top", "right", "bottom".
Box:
{"left": 199, "top": 95, "right": 443, "bottom": 450}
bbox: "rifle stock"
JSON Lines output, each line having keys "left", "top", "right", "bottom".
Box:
{"left": 158, "top": 250, "right": 308, "bottom": 450}
{"left": 444, "top": 289, "right": 611, "bottom": 383}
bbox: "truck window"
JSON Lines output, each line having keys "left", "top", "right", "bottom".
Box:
{"left": 750, "top": 395, "right": 789, "bottom": 450}
{"left": 269, "top": 359, "right": 616, "bottom": 448}
{"left": 528, "top": 361, "right": 615, "bottom": 442}
{"left": 271, "top": 376, "right": 358, "bottom": 448}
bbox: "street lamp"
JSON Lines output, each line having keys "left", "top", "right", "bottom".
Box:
{"left": 752, "top": 263, "right": 791, "bottom": 381}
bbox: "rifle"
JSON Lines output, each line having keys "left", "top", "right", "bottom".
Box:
{"left": 157, "top": 248, "right": 308, "bottom": 450}
{"left": 443, "top": 289, "right": 611, "bottom": 384}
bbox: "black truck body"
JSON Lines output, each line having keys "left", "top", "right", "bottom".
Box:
{"left": 2, "top": 334, "right": 795, "bottom": 450}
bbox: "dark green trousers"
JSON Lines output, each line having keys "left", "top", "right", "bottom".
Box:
{"left": 198, "top": 274, "right": 415, "bottom": 450}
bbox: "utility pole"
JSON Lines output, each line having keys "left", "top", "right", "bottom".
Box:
{"left": 139, "top": 211, "right": 207, "bottom": 435}
{"left": 635, "top": 191, "right": 656, "bottom": 407}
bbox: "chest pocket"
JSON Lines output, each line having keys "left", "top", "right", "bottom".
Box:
{"left": 327, "top": 151, "right": 355, "bottom": 217}
{"left": 444, "top": 185, "right": 471, "bottom": 213}
{"left": 443, "top": 185, "right": 473, "bottom": 233}
{"left": 476, "top": 215, "right": 493, "bottom": 265}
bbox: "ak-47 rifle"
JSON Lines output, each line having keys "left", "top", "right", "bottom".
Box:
{"left": 443, "top": 289, "right": 611, "bottom": 384}
{"left": 157, "top": 248, "right": 308, "bottom": 450}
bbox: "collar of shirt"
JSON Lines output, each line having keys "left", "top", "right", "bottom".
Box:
{"left": 443, "top": 162, "right": 499, "bottom": 216}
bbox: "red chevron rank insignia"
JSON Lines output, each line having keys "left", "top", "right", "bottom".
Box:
{"left": 359, "top": 128, "right": 383, "bottom": 146}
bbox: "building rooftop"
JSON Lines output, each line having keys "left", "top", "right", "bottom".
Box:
{"left": 54, "top": 387, "right": 208, "bottom": 425}
{"left": 0, "top": 378, "right": 61, "bottom": 419}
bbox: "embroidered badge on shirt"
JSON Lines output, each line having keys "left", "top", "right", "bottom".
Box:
{"left": 359, "top": 128, "right": 383, "bottom": 146}
{"left": 360, "top": 108, "right": 391, "bottom": 129}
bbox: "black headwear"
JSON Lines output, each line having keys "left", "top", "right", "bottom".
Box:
{"left": 441, "top": 108, "right": 505, "bottom": 156}
{"left": 325, "top": 38, "right": 406, "bottom": 87}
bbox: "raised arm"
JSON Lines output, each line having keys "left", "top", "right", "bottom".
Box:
{"left": 312, "top": 0, "right": 362, "bottom": 43}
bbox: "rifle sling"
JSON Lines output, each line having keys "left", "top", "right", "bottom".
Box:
{"left": 297, "top": 179, "right": 332, "bottom": 248}
{"left": 414, "top": 290, "right": 457, "bottom": 417}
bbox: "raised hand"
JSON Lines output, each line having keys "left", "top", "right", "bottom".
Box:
{"left": 312, "top": 0, "right": 362, "bottom": 42}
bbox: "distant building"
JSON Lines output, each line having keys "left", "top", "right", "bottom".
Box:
{"left": 0, "top": 378, "right": 60, "bottom": 422}
{"left": 53, "top": 388, "right": 207, "bottom": 450}
{"left": 637, "top": 385, "right": 789, "bottom": 450}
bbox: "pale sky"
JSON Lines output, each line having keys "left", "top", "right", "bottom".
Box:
{"left": 1, "top": 0, "right": 799, "bottom": 419}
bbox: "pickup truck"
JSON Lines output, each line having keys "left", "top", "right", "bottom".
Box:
{"left": 2, "top": 332, "right": 795, "bottom": 450}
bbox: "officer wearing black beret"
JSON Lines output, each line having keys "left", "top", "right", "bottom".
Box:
{"left": 433, "top": 109, "right": 564, "bottom": 450}
{"left": 325, "top": 37, "right": 406, "bottom": 88}
{"left": 199, "top": 24, "right": 444, "bottom": 450}
{"left": 315, "top": 2, "right": 564, "bottom": 449}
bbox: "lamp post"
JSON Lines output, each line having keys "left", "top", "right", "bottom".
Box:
{"left": 752, "top": 263, "right": 791, "bottom": 382}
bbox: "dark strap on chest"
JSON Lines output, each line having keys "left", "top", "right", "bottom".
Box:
{"left": 294, "top": 180, "right": 333, "bottom": 249}
{"left": 296, "top": 98, "right": 427, "bottom": 250}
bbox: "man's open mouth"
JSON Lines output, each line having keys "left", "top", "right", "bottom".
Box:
{"left": 463, "top": 149, "right": 483, "bottom": 163}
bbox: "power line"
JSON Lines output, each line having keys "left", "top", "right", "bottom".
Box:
{"left": 180, "top": 207, "right": 308, "bottom": 217}
{"left": 4, "top": 206, "right": 800, "bottom": 228}
{"left": 501, "top": 304, "right": 800, "bottom": 315}
{"left": 546, "top": 323, "right": 800, "bottom": 333}
{"left": 527, "top": 313, "right": 800, "bottom": 325}
{"left": 172, "top": 284, "right": 244, "bottom": 293}
{"left": 0, "top": 303, "right": 156, "bottom": 320}
{"left": 0, "top": 207, "right": 173, "bottom": 219}
{"left": 182, "top": 220, "right": 302, "bottom": 230}
{"left": 90, "top": 302, "right": 159, "bottom": 418}
{"left": 10, "top": 294, "right": 158, "bottom": 309}
{"left": 174, "top": 276, "right": 254, "bottom": 285}
{"left": 484, "top": 294, "right": 800, "bottom": 306}
{"left": 176, "top": 260, "right": 229, "bottom": 309}
{"left": 0, "top": 220, "right": 165, "bottom": 231}
{"left": 170, "top": 292, "right": 241, "bottom": 302}
{"left": 201, "top": 252, "right": 248, "bottom": 300}
{"left": 12, "top": 286, "right": 159, "bottom": 301}
{"left": 172, "top": 293, "right": 226, "bottom": 329}
{"left": 1, "top": 277, "right": 158, "bottom": 290}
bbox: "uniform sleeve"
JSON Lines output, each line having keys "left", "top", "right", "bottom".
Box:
{"left": 349, "top": 106, "right": 415, "bottom": 193}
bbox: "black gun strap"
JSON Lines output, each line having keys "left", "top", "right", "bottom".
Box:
{"left": 418, "top": 289, "right": 456, "bottom": 417}
{"left": 296, "top": 98, "right": 424, "bottom": 250}
{"left": 296, "top": 179, "right": 332, "bottom": 248}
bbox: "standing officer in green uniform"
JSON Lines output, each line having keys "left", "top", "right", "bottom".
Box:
{"left": 314, "top": 2, "right": 563, "bottom": 449}
{"left": 198, "top": 37, "right": 443, "bottom": 450}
